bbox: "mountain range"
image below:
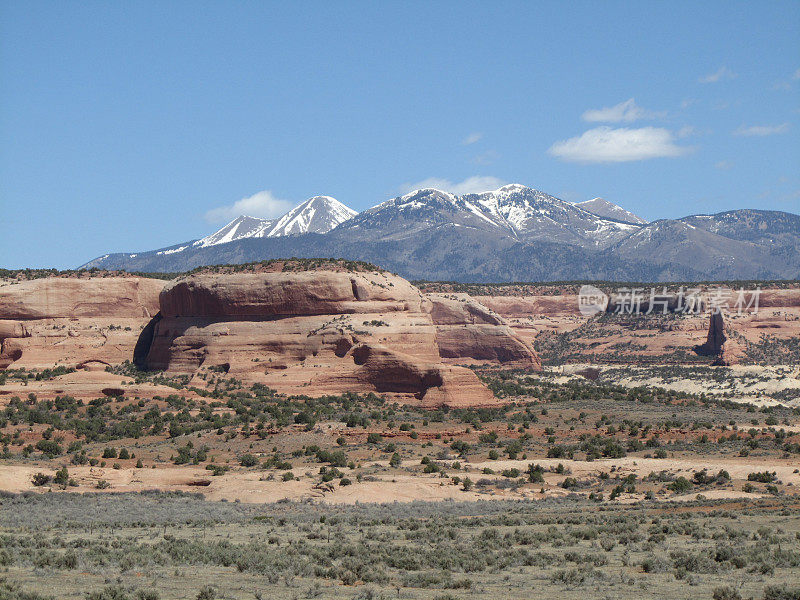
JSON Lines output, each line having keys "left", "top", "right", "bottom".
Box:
{"left": 81, "top": 185, "right": 800, "bottom": 282}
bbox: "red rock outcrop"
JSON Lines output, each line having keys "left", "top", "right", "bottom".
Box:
{"left": 0, "top": 276, "right": 165, "bottom": 369}
{"left": 695, "top": 311, "right": 727, "bottom": 364}
{"left": 474, "top": 294, "right": 582, "bottom": 318}
{"left": 142, "top": 270, "right": 498, "bottom": 406}
{"left": 426, "top": 293, "right": 540, "bottom": 368}
{"left": 0, "top": 277, "right": 161, "bottom": 319}
{"left": 160, "top": 271, "right": 424, "bottom": 318}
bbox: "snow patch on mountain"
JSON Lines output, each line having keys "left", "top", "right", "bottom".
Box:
{"left": 267, "top": 196, "right": 357, "bottom": 237}
{"left": 195, "top": 196, "right": 356, "bottom": 248}
{"left": 574, "top": 198, "right": 648, "bottom": 225}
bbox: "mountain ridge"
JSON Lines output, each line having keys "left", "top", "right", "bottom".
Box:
{"left": 80, "top": 185, "right": 800, "bottom": 282}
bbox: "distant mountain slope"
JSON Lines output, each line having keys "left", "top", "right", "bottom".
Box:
{"left": 195, "top": 215, "right": 275, "bottom": 248}
{"left": 194, "top": 196, "right": 356, "bottom": 249}
{"left": 79, "top": 185, "right": 800, "bottom": 282}
{"left": 574, "top": 198, "right": 648, "bottom": 225}
{"left": 266, "top": 195, "right": 357, "bottom": 237}
{"left": 608, "top": 219, "right": 792, "bottom": 280}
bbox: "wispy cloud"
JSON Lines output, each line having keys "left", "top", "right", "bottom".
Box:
{"left": 581, "top": 98, "right": 665, "bottom": 123}
{"left": 699, "top": 66, "right": 737, "bottom": 83}
{"left": 733, "top": 123, "right": 790, "bottom": 137}
{"left": 772, "top": 68, "right": 800, "bottom": 90}
{"left": 548, "top": 126, "right": 691, "bottom": 163}
{"left": 400, "top": 175, "right": 507, "bottom": 195}
{"left": 462, "top": 132, "right": 483, "bottom": 145}
{"left": 204, "top": 190, "right": 292, "bottom": 223}
{"left": 472, "top": 149, "right": 500, "bottom": 165}
{"left": 715, "top": 160, "right": 733, "bottom": 170}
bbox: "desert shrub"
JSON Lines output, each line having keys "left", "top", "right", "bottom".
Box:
{"left": 240, "top": 454, "right": 258, "bottom": 467}
{"left": 31, "top": 472, "right": 51, "bottom": 486}
{"left": 713, "top": 587, "right": 742, "bottom": 600}
{"left": 748, "top": 471, "right": 777, "bottom": 483}
{"left": 762, "top": 585, "right": 800, "bottom": 600}
{"left": 53, "top": 467, "right": 69, "bottom": 486}
{"left": 668, "top": 477, "right": 692, "bottom": 494}
{"left": 527, "top": 463, "right": 544, "bottom": 483}
{"left": 641, "top": 554, "right": 671, "bottom": 573}
{"left": 196, "top": 587, "right": 216, "bottom": 600}
{"left": 35, "top": 440, "right": 62, "bottom": 457}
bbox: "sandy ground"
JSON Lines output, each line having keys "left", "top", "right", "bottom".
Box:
{"left": 0, "top": 370, "right": 200, "bottom": 405}
{"left": 3, "top": 453, "right": 797, "bottom": 504}
{"left": 556, "top": 364, "right": 800, "bottom": 407}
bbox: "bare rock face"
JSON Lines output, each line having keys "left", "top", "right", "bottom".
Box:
{"left": 0, "top": 277, "right": 162, "bottom": 319}
{"left": 695, "top": 311, "right": 728, "bottom": 364}
{"left": 160, "top": 271, "right": 424, "bottom": 318}
{"left": 426, "top": 294, "right": 541, "bottom": 367}
{"left": 142, "top": 270, "right": 499, "bottom": 407}
{"left": 474, "top": 294, "right": 582, "bottom": 318}
{"left": 0, "top": 277, "right": 166, "bottom": 369}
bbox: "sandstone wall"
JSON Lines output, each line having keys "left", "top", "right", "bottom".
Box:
{"left": 142, "top": 270, "right": 526, "bottom": 406}
{"left": 0, "top": 277, "right": 166, "bottom": 369}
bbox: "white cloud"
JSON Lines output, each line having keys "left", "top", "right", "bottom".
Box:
{"left": 676, "top": 125, "right": 698, "bottom": 138}
{"left": 733, "top": 123, "right": 790, "bottom": 137}
{"left": 204, "top": 190, "right": 292, "bottom": 223}
{"left": 699, "top": 66, "right": 737, "bottom": 83}
{"left": 715, "top": 160, "right": 733, "bottom": 170}
{"left": 472, "top": 149, "right": 500, "bottom": 165}
{"left": 400, "top": 175, "right": 507, "bottom": 195}
{"left": 548, "top": 126, "right": 691, "bottom": 163}
{"left": 581, "top": 98, "right": 665, "bottom": 123}
{"left": 462, "top": 132, "right": 483, "bottom": 145}
{"left": 793, "top": 68, "right": 800, "bottom": 80}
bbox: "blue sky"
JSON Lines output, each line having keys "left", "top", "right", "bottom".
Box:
{"left": 1, "top": 1, "right": 799, "bottom": 268}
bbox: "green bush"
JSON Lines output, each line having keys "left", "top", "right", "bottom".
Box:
{"left": 35, "top": 440, "right": 62, "bottom": 457}
{"left": 240, "top": 454, "right": 258, "bottom": 467}
{"left": 31, "top": 472, "right": 52, "bottom": 486}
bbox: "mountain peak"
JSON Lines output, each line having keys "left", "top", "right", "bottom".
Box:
{"left": 266, "top": 195, "right": 357, "bottom": 237}
{"left": 195, "top": 214, "right": 274, "bottom": 248}
{"left": 400, "top": 188, "right": 457, "bottom": 200}
{"left": 196, "top": 196, "right": 356, "bottom": 248}
{"left": 495, "top": 183, "right": 529, "bottom": 193}
{"left": 574, "top": 197, "right": 648, "bottom": 225}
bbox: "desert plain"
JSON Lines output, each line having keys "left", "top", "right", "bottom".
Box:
{"left": 1, "top": 260, "right": 799, "bottom": 600}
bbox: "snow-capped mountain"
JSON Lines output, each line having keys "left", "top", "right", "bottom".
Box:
{"left": 195, "top": 215, "right": 275, "bottom": 248}
{"left": 336, "top": 188, "right": 510, "bottom": 241}
{"left": 574, "top": 198, "right": 648, "bottom": 225}
{"left": 266, "top": 196, "right": 357, "bottom": 238}
{"left": 337, "top": 184, "right": 638, "bottom": 249}
{"left": 466, "top": 185, "right": 640, "bottom": 248}
{"left": 195, "top": 196, "right": 356, "bottom": 248}
{"left": 79, "top": 184, "right": 800, "bottom": 282}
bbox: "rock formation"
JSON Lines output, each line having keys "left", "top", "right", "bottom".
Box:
{"left": 0, "top": 276, "right": 161, "bottom": 319}
{"left": 138, "top": 268, "right": 526, "bottom": 406}
{"left": 694, "top": 311, "right": 728, "bottom": 365}
{"left": 426, "top": 293, "right": 540, "bottom": 367}
{"left": 0, "top": 276, "right": 164, "bottom": 369}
